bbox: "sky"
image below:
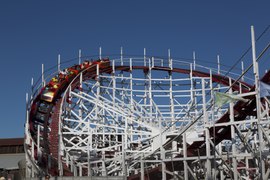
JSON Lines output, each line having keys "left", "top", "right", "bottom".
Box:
{"left": 0, "top": 1, "right": 269, "bottom": 138}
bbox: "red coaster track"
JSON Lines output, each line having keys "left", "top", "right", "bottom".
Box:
{"left": 26, "top": 59, "right": 265, "bottom": 178}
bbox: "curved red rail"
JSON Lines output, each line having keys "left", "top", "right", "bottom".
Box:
{"left": 27, "top": 60, "right": 258, "bottom": 177}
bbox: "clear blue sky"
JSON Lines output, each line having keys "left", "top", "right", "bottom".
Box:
{"left": 0, "top": 1, "right": 269, "bottom": 138}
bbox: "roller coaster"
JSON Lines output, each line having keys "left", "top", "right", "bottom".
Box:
{"left": 25, "top": 47, "right": 270, "bottom": 179}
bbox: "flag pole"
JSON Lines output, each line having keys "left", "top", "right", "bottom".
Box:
{"left": 251, "top": 25, "right": 264, "bottom": 179}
